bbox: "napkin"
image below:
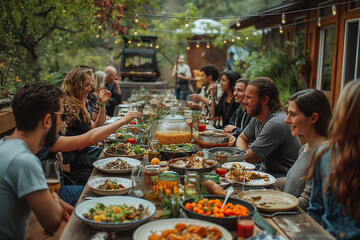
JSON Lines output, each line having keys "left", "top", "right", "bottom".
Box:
{"left": 253, "top": 211, "right": 277, "bottom": 236}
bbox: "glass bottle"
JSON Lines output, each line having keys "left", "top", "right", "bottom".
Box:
{"left": 143, "top": 165, "right": 159, "bottom": 201}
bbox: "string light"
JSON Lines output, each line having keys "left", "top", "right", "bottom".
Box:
{"left": 128, "top": 40, "right": 132, "bottom": 44}
{"left": 115, "top": 40, "right": 118, "bottom": 43}
{"left": 187, "top": 44, "right": 190, "bottom": 50}
{"left": 237, "top": 35, "right": 241, "bottom": 40}
{"left": 231, "top": 38, "right": 235, "bottom": 42}
{"left": 281, "top": 12, "right": 286, "bottom": 24}
{"left": 98, "top": 25, "right": 102, "bottom": 29}
{"left": 96, "top": 34, "right": 99, "bottom": 38}
{"left": 134, "top": 28, "right": 138, "bottom": 35}
{"left": 332, "top": 4, "right": 337, "bottom": 15}
{"left": 223, "top": 39, "right": 227, "bottom": 44}
{"left": 185, "top": 18, "right": 189, "bottom": 28}
{"left": 149, "top": 42, "right": 153, "bottom": 47}
{"left": 206, "top": 41, "right": 210, "bottom": 48}
{"left": 317, "top": 17, "right": 321, "bottom": 27}
{"left": 135, "top": 13, "right": 139, "bottom": 23}
{"left": 155, "top": 44, "right": 159, "bottom": 49}
{"left": 236, "top": 17, "right": 241, "bottom": 27}
{"left": 196, "top": 41, "right": 200, "bottom": 48}
{"left": 63, "top": 9, "right": 66, "bottom": 13}
{"left": 137, "top": 43, "right": 141, "bottom": 47}
{"left": 279, "top": 25, "right": 283, "bottom": 34}
{"left": 245, "top": 36, "right": 249, "bottom": 40}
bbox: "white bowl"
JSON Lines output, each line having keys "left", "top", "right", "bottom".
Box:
{"left": 87, "top": 177, "right": 132, "bottom": 196}
{"left": 75, "top": 196, "right": 156, "bottom": 231}
{"left": 133, "top": 218, "right": 232, "bottom": 240}
{"left": 93, "top": 157, "right": 141, "bottom": 174}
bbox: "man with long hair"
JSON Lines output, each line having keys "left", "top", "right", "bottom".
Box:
{"left": 236, "top": 77, "right": 301, "bottom": 177}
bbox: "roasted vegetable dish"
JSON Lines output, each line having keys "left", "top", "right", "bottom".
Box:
{"left": 101, "top": 158, "right": 132, "bottom": 170}
{"left": 83, "top": 203, "right": 149, "bottom": 223}
{"left": 106, "top": 142, "right": 145, "bottom": 156}
{"left": 169, "top": 155, "right": 215, "bottom": 169}
{"left": 98, "top": 179, "right": 125, "bottom": 190}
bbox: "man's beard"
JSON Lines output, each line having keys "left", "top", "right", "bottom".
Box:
{"left": 44, "top": 116, "right": 58, "bottom": 148}
{"left": 247, "top": 101, "right": 262, "bottom": 117}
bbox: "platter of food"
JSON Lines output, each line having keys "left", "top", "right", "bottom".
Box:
{"left": 225, "top": 164, "right": 275, "bottom": 187}
{"left": 106, "top": 127, "right": 129, "bottom": 143}
{"left": 103, "top": 142, "right": 146, "bottom": 159}
{"left": 75, "top": 196, "right": 156, "bottom": 231}
{"left": 207, "top": 147, "right": 248, "bottom": 162}
{"left": 222, "top": 161, "right": 255, "bottom": 170}
{"left": 87, "top": 177, "right": 132, "bottom": 196}
{"left": 93, "top": 157, "right": 141, "bottom": 174}
{"left": 238, "top": 190, "right": 299, "bottom": 212}
{"left": 133, "top": 218, "right": 232, "bottom": 240}
{"left": 168, "top": 155, "right": 216, "bottom": 175}
{"left": 159, "top": 143, "right": 198, "bottom": 161}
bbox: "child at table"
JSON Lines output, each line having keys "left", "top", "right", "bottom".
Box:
{"left": 306, "top": 80, "right": 360, "bottom": 240}
{"left": 275, "top": 89, "right": 332, "bottom": 210}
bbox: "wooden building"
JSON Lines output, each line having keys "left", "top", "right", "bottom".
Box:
{"left": 231, "top": 0, "right": 360, "bottom": 105}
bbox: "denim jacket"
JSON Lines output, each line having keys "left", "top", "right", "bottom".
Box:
{"left": 307, "top": 146, "right": 360, "bottom": 240}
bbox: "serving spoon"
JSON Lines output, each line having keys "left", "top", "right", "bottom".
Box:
{"left": 221, "top": 186, "right": 234, "bottom": 209}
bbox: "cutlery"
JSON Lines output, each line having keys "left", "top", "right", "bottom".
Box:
{"left": 260, "top": 211, "right": 299, "bottom": 217}
{"left": 221, "top": 186, "right": 234, "bottom": 209}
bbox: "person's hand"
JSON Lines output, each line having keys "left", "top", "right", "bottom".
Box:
{"left": 189, "top": 93, "right": 201, "bottom": 102}
{"left": 176, "top": 73, "right": 184, "bottom": 79}
{"left": 210, "top": 83, "right": 218, "bottom": 96}
{"left": 114, "top": 76, "right": 120, "bottom": 85}
{"left": 224, "top": 125, "right": 236, "bottom": 133}
{"left": 98, "top": 87, "right": 112, "bottom": 104}
{"left": 122, "top": 111, "right": 142, "bottom": 124}
{"left": 59, "top": 199, "right": 74, "bottom": 221}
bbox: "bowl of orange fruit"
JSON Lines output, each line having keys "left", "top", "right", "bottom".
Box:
{"left": 181, "top": 195, "right": 256, "bottom": 230}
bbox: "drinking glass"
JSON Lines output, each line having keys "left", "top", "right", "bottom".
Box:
{"left": 42, "top": 159, "right": 61, "bottom": 193}
{"left": 237, "top": 215, "right": 254, "bottom": 239}
{"left": 127, "top": 126, "right": 138, "bottom": 144}
{"left": 148, "top": 138, "right": 160, "bottom": 161}
{"left": 198, "top": 116, "right": 206, "bottom": 132}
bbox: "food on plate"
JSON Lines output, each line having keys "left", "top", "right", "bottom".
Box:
{"left": 169, "top": 155, "right": 215, "bottom": 169}
{"left": 160, "top": 143, "right": 197, "bottom": 152}
{"left": 155, "top": 130, "right": 191, "bottom": 145}
{"left": 148, "top": 223, "right": 223, "bottom": 240}
{"left": 83, "top": 203, "right": 150, "bottom": 223}
{"left": 245, "top": 172, "right": 269, "bottom": 181}
{"left": 226, "top": 164, "right": 269, "bottom": 182}
{"left": 98, "top": 179, "right": 125, "bottom": 190}
{"left": 251, "top": 196, "right": 262, "bottom": 200}
{"left": 204, "top": 180, "right": 226, "bottom": 196}
{"left": 184, "top": 198, "right": 249, "bottom": 218}
{"left": 106, "top": 142, "right": 146, "bottom": 156}
{"left": 101, "top": 158, "right": 132, "bottom": 170}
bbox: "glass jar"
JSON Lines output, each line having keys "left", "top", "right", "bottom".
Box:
{"left": 201, "top": 172, "right": 220, "bottom": 195}
{"left": 184, "top": 171, "right": 201, "bottom": 200}
{"left": 154, "top": 108, "right": 191, "bottom": 145}
{"left": 143, "top": 165, "right": 159, "bottom": 201}
{"left": 158, "top": 171, "right": 179, "bottom": 197}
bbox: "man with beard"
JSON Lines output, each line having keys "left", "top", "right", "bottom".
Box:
{"left": 236, "top": 77, "right": 301, "bottom": 177}
{"left": 104, "top": 66, "right": 122, "bottom": 117}
{"left": 0, "top": 82, "right": 73, "bottom": 239}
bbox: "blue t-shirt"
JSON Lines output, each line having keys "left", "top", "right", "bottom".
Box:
{"left": 308, "top": 146, "right": 360, "bottom": 240}
{"left": 0, "top": 138, "right": 48, "bottom": 240}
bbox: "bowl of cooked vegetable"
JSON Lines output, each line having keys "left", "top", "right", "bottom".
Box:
{"left": 75, "top": 196, "right": 156, "bottom": 231}
{"left": 103, "top": 142, "right": 146, "bottom": 160}
{"left": 87, "top": 177, "right": 132, "bottom": 196}
{"left": 159, "top": 143, "right": 198, "bottom": 161}
{"left": 181, "top": 195, "right": 256, "bottom": 230}
{"left": 168, "top": 155, "right": 216, "bottom": 175}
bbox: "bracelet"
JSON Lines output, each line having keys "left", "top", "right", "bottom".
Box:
{"left": 96, "top": 102, "right": 104, "bottom": 107}
{"left": 94, "top": 107, "right": 99, "bottom": 111}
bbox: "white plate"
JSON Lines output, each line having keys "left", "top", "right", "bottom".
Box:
{"left": 88, "top": 177, "right": 132, "bottom": 196}
{"left": 133, "top": 218, "right": 232, "bottom": 240}
{"left": 226, "top": 170, "right": 276, "bottom": 187}
{"left": 222, "top": 161, "right": 256, "bottom": 170}
{"left": 118, "top": 104, "right": 130, "bottom": 108}
{"left": 93, "top": 157, "right": 141, "bottom": 174}
{"left": 75, "top": 196, "right": 156, "bottom": 231}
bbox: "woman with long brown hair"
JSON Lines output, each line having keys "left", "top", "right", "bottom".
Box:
{"left": 306, "top": 80, "right": 360, "bottom": 240}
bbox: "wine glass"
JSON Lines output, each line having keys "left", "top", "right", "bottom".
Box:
{"left": 42, "top": 159, "right": 61, "bottom": 193}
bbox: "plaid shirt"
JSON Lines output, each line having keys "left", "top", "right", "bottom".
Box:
{"left": 199, "top": 81, "right": 222, "bottom": 117}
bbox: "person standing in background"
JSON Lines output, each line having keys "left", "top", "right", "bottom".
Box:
{"left": 172, "top": 54, "right": 193, "bottom": 101}
{"left": 224, "top": 52, "right": 235, "bottom": 71}
{"left": 104, "top": 66, "right": 122, "bottom": 117}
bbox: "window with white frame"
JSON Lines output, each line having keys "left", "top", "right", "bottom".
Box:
{"left": 317, "top": 25, "right": 336, "bottom": 91}
{"left": 341, "top": 19, "right": 360, "bottom": 89}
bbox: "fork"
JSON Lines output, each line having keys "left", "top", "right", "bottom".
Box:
{"left": 260, "top": 211, "right": 299, "bottom": 217}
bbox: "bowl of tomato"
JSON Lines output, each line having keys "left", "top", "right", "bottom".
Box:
{"left": 181, "top": 195, "right": 256, "bottom": 230}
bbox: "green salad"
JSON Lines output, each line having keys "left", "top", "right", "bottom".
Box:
{"left": 107, "top": 142, "right": 146, "bottom": 155}
{"left": 160, "top": 143, "right": 197, "bottom": 152}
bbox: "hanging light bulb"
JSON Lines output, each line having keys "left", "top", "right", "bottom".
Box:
{"left": 185, "top": 18, "right": 189, "bottom": 28}
{"left": 196, "top": 41, "right": 200, "bottom": 48}
{"left": 245, "top": 36, "right": 249, "bottom": 40}
{"left": 318, "top": 17, "right": 321, "bottom": 27}
{"left": 63, "top": 9, "right": 66, "bottom": 13}
{"left": 223, "top": 39, "right": 227, "bottom": 44}
{"left": 96, "top": 34, "right": 99, "bottom": 38}
{"left": 155, "top": 44, "right": 159, "bottom": 49}
{"left": 237, "top": 35, "right": 241, "bottom": 40}
{"left": 281, "top": 12, "right": 286, "bottom": 24}
{"left": 135, "top": 13, "right": 139, "bottom": 23}
{"left": 137, "top": 43, "right": 141, "bottom": 47}
{"left": 150, "top": 42, "right": 153, "bottom": 47}
{"left": 187, "top": 44, "right": 190, "bottom": 50}
{"left": 111, "top": 32, "right": 115, "bottom": 36}
{"left": 98, "top": 25, "right": 102, "bottom": 29}
{"left": 231, "top": 38, "right": 235, "bottom": 42}
{"left": 332, "top": 4, "right": 337, "bottom": 16}
{"left": 128, "top": 40, "right": 132, "bottom": 44}
{"left": 279, "top": 25, "right": 283, "bottom": 34}
{"left": 134, "top": 28, "right": 138, "bottom": 35}
{"left": 236, "top": 17, "right": 241, "bottom": 27}
{"left": 115, "top": 40, "right": 118, "bottom": 44}
{"left": 206, "top": 41, "right": 210, "bottom": 48}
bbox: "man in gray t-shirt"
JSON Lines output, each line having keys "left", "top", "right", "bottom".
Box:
{"left": 236, "top": 77, "right": 301, "bottom": 177}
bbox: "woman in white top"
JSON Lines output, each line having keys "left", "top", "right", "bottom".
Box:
{"left": 172, "top": 54, "right": 193, "bottom": 101}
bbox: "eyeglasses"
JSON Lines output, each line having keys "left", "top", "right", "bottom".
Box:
{"left": 54, "top": 111, "right": 67, "bottom": 121}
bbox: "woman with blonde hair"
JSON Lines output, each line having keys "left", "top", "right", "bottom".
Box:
{"left": 306, "top": 80, "right": 360, "bottom": 239}
{"left": 61, "top": 67, "right": 111, "bottom": 185}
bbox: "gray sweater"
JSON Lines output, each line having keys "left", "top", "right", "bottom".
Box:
{"left": 275, "top": 144, "right": 313, "bottom": 211}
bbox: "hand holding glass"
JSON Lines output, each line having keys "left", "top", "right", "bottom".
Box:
{"left": 43, "top": 159, "right": 61, "bottom": 193}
